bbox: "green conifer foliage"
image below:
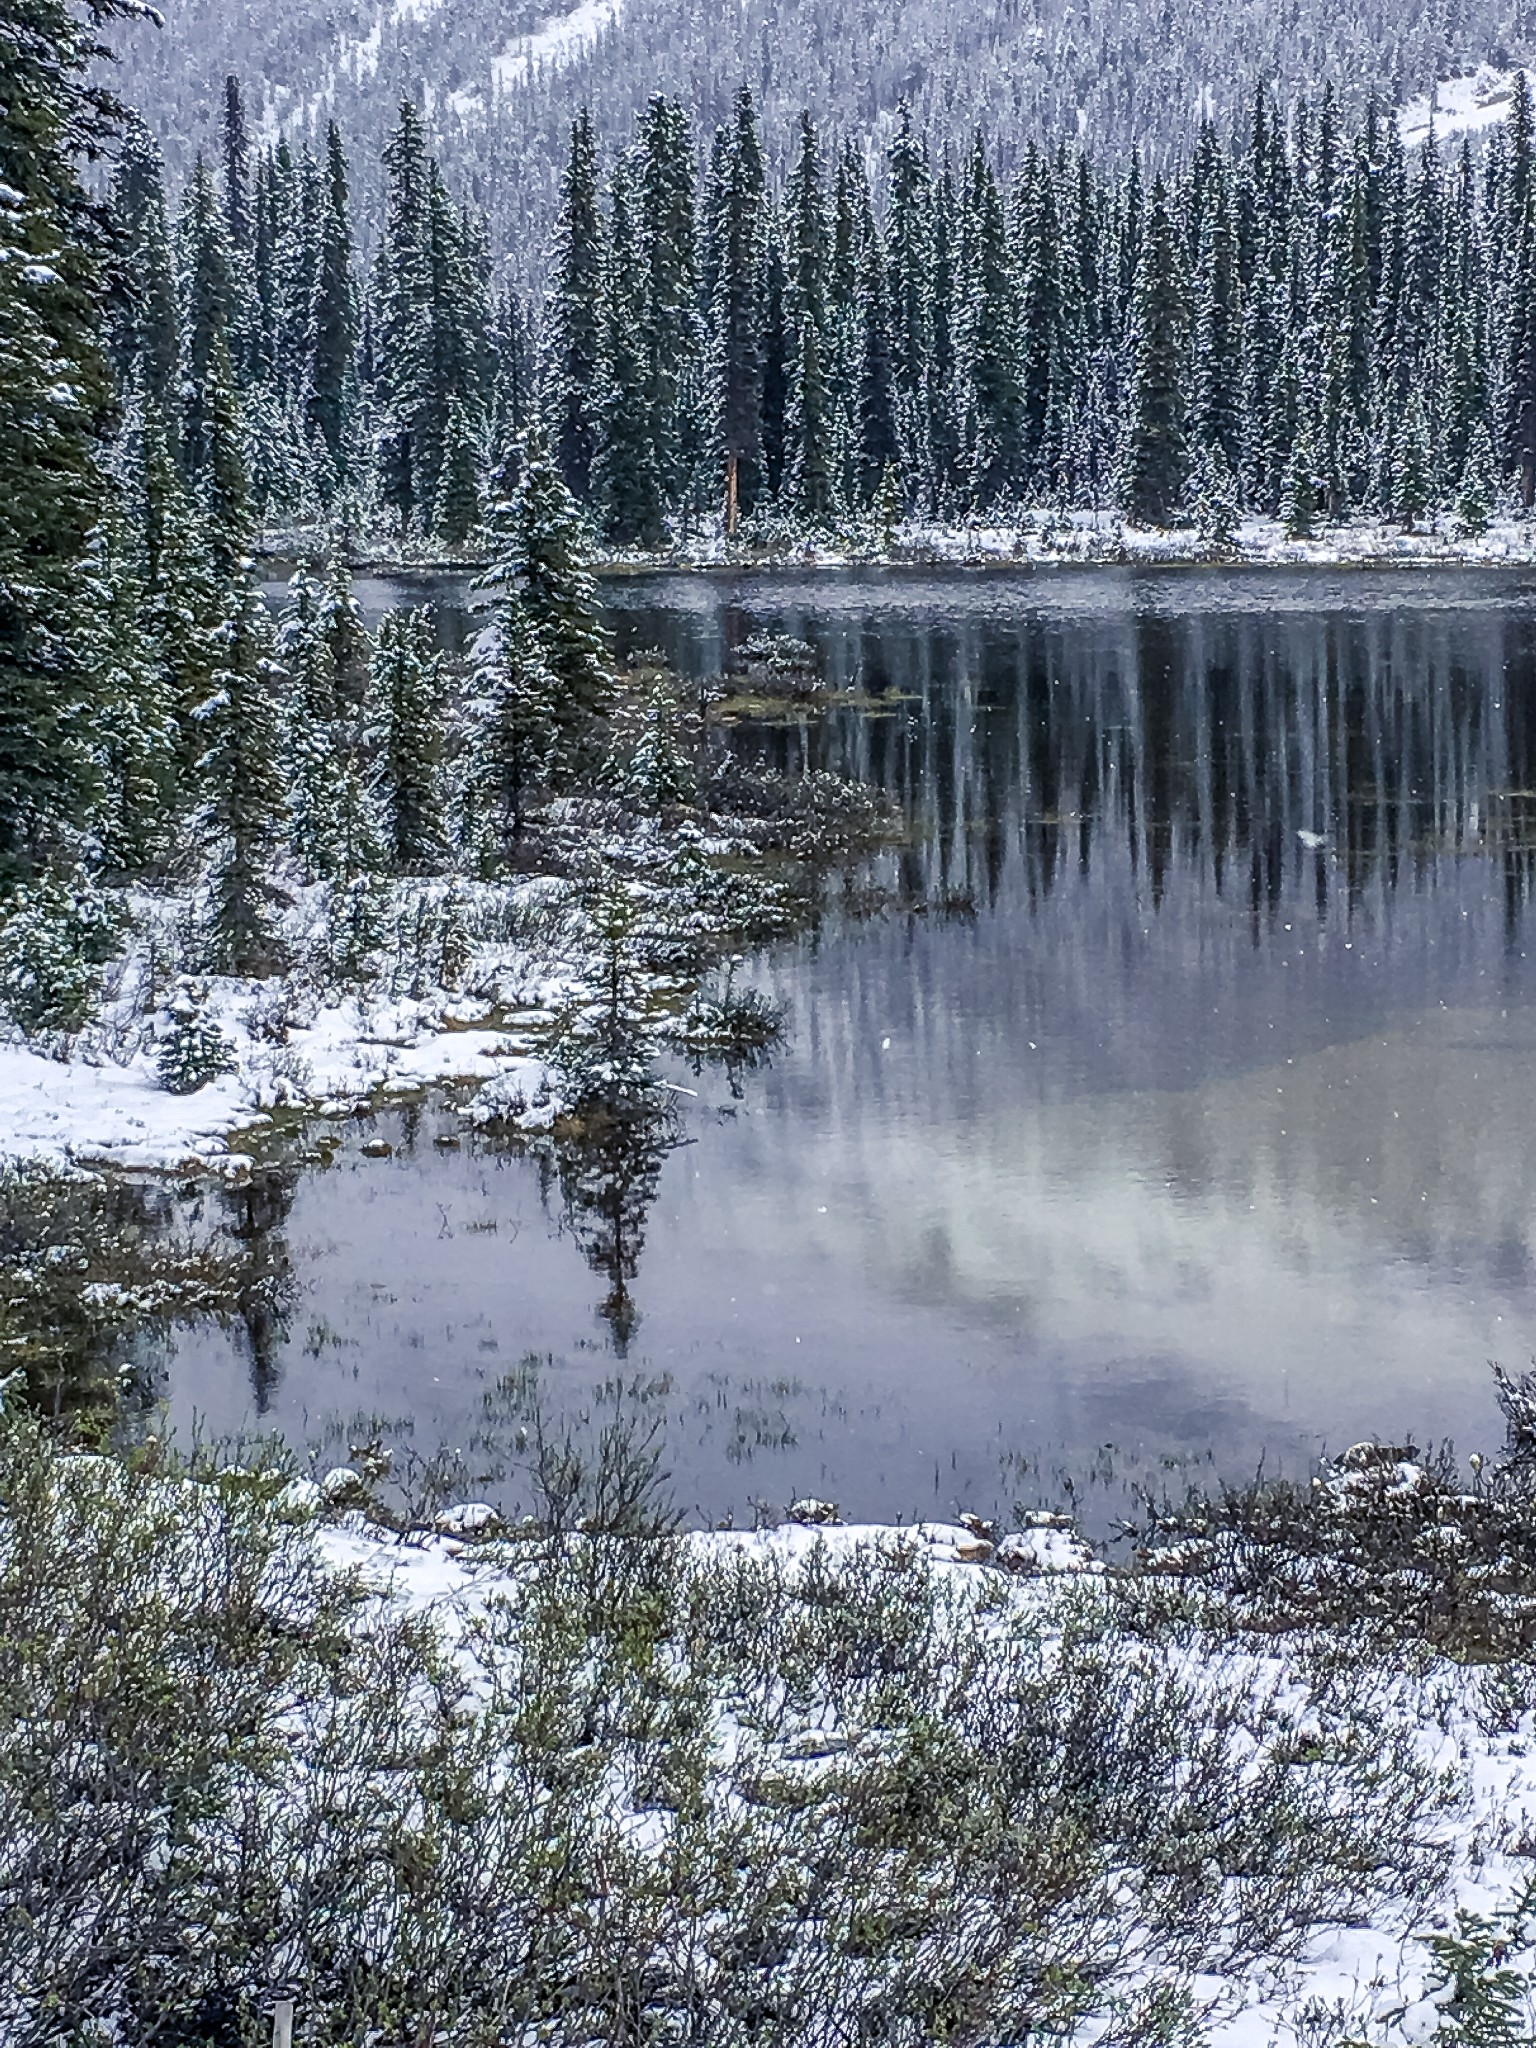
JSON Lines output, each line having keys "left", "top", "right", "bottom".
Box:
{"left": 199, "top": 582, "right": 287, "bottom": 975}
{"left": 0, "top": 0, "right": 130, "bottom": 878}
{"left": 548, "top": 109, "right": 606, "bottom": 505}
{"left": 434, "top": 393, "right": 483, "bottom": 546}
{"left": 1393, "top": 394, "right": 1433, "bottom": 531}
{"left": 501, "top": 424, "right": 612, "bottom": 770}
{"left": 712, "top": 89, "right": 767, "bottom": 527}
{"left": 374, "top": 102, "right": 435, "bottom": 534}
{"left": 110, "top": 116, "right": 180, "bottom": 427}
{"left": 1456, "top": 421, "right": 1496, "bottom": 537}
{"left": 887, "top": 104, "right": 932, "bottom": 483}
{"left": 597, "top": 162, "right": 663, "bottom": 546}
{"left": 856, "top": 217, "right": 900, "bottom": 506}
{"left": 303, "top": 123, "right": 357, "bottom": 496}
{"left": 466, "top": 592, "right": 558, "bottom": 864}
{"left": 86, "top": 503, "right": 177, "bottom": 876}
{"left": 958, "top": 139, "right": 1025, "bottom": 507}
{"left": 369, "top": 607, "right": 446, "bottom": 874}
{"left": 1121, "top": 177, "right": 1191, "bottom": 527}
{"left": 1283, "top": 434, "right": 1318, "bottom": 539}
{"left": 278, "top": 565, "right": 345, "bottom": 881}
{"left": 636, "top": 97, "right": 700, "bottom": 518}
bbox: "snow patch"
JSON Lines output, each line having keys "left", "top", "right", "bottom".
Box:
{"left": 448, "top": 0, "right": 623, "bottom": 116}
{"left": 1399, "top": 66, "right": 1522, "bottom": 150}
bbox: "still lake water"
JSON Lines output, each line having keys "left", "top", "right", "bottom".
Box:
{"left": 174, "top": 566, "right": 1536, "bottom": 1523}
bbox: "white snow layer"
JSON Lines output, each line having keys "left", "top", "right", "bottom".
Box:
{"left": 1400, "top": 67, "right": 1522, "bottom": 150}
{"left": 316, "top": 1510, "right": 1536, "bottom": 2048}
{"left": 0, "top": 882, "right": 570, "bottom": 1175}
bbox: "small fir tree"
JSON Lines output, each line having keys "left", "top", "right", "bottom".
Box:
{"left": 501, "top": 422, "right": 611, "bottom": 770}
{"left": 434, "top": 393, "right": 482, "bottom": 545}
{"left": 369, "top": 607, "right": 447, "bottom": 874}
{"left": 1192, "top": 448, "right": 1241, "bottom": 553}
{"left": 1393, "top": 395, "right": 1433, "bottom": 532}
{"left": 198, "top": 581, "right": 287, "bottom": 976}
{"left": 464, "top": 594, "right": 558, "bottom": 865}
{"left": 1456, "top": 421, "right": 1496, "bottom": 538}
{"left": 1283, "top": 435, "right": 1318, "bottom": 540}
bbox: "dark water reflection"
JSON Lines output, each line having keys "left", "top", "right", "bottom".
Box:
{"left": 183, "top": 568, "right": 1536, "bottom": 1522}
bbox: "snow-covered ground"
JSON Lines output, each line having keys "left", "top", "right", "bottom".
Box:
{"left": 0, "top": 879, "right": 570, "bottom": 1177}
{"left": 280, "top": 511, "right": 1536, "bottom": 579}
{"left": 315, "top": 1504, "right": 1536, "bottom": 2048}
{"left": 1400, "top": 67, "right": 1521, "bottom": 151}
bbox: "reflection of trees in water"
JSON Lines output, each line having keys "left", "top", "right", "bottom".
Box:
{"left": 723, "top": 601, "right": 1536, "bottom": 938}
{"left": 0, "top": 1163, "right": 300, "bottom": 1424}
{"left": 544, "top": 1106, "right": 677, "bottom": 1356}
{"left": 217, "top": 1167, "right": 300, "bottom": 1414}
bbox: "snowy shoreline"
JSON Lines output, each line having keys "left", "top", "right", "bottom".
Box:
{"left": 0, "top": 876, "right": 570, "bottom": 1180}
{"left": 264, "top": 513, "right": 1536, "bottom": 580}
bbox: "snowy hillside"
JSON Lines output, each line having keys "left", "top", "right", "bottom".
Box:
{"left": 1399, "top": 63, "right": 1522, "bottom": 146}
{"left": 109, "top": 0, "right": 1535, "bottom": 251}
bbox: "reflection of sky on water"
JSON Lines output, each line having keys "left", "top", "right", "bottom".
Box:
{"left": 178, "top": 569, "right": 1536, "bottom": 1523}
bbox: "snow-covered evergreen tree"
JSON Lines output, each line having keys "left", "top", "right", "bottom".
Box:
{"left": 198, "top": 581, "right": 287, "bottom": 975}
{"left": 370, "top": 606, "right": 447, "bottom": 873}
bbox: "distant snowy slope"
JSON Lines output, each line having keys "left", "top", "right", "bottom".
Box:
{"left": 1399, "top": 64, "right": 1520, "bottom": 147}
{"left": 107, "top": 0, "right": 1534, "bottom": 255}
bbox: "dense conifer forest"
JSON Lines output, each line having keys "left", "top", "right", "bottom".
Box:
{"left": 103, "top": 0, "right": 1536, "bottom": 255}
{"left": 7, "top": 0, "right": 1536, "bottom": 1016}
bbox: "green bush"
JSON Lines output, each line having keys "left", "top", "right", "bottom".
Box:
{"left": 0, "top": 874, "right": 123, "bottom": 1037}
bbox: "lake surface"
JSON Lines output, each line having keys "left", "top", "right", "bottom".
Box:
{"left": 178, "top": 566, "right": 1536, "bottom": 1524}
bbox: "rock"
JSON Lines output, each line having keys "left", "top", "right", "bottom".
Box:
{"left": 910, "top": 1523, "right": 993, "bottom": 1562}
{"left": 958, "top": 1511, "right": 997, "bottom": 1542}
{"left": 1340, "top": 1439, "right": 1420, "bottom": 1471}
{"left": 994, "top": 1527, "right": 1101, "bottom": 1575}
{"left": 276, "top": 1477, "right": 323, "bottom": 1516}
{"left": 434, "top": 1502, "right": 501, "bottom": 1538}
{"left": 361, "top": 1137, "right": 393, "bottom": 1158}
{"left": 788, "top": 1497, "right": 842, "bottom": 1526}
{"left": 319, "top": 1465, "right": 367, "bottom": 1506}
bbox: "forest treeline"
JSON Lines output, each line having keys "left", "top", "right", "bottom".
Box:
{"left": 7, "top": 0, "right": 1536, "bottom": 951}
{"left": 113, "top": 63, "right": 1536, "bottom": 564}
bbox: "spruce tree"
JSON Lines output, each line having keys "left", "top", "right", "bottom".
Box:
{"left": 499, "top": 423, "right": 611, "bottom": 770}
{"left": 86, "top": 501, "right": 177, "bottom": 876}
{"left": 199, "top": 581, "right": 287, "bottom": 974}
{"left": 1456, "top": 420, "right": 1496, "bottom": 537}
{"left": 1283, "top": 433, "right": 1318, "bottom": 539}
{"left": 321, "top": 555, "right": 371, "bottom": 711}
{"left": 1393, "top": 395, "right": 1433, "bottom": 531}
{"left": 636, "top": 96, "right": 700, "bottom": 519}
{"left": 887, "top": 104, "right": 932, "bottom": 483}
{"left": 277, "top": 565, "right": 345, "bottom": 880}
{"left": 760, "top": 226, "right": 793, "bottom": 504}
{"left": 1121, "top": 176, "right": 1191, "bottom": 527}
{"left": 548, "top": 109, "right": 606, "bottom": 505}
{"left": 788, "top": 310, "right": 835, "bottom": 527}
{"left": 1018, "top": 150, "right": 1066, "bottom": 487}
{"left": 110, "top": 116, "right": 180, "bottom": 428}
{"left": 303, "top": 123, "right": 357, "bottom": 497}
{"left": 958, "top": 138, "right": 1024, "bottom": 507}
{"left": 374, "top": 102, "right": 435, "bottom": 534}
{"left": 465, "top": 591, "right": 558, "bottom": 863}
{"left": 596, "top": 160, "right": 663, "bottom": 546}
{"left": 784, "top": 112, "right": 834, "bottom": 524}
{"left": 856, "top": 213, "right": 900, "bottom": 506}
{"left": 0, "top": 0, "right": 127, "bottom": 874}
{"left": 369, "top": 606, "right": 446, "bottom": 873}
{"left": 434, "top": 393, "right": 483, "bottom": 545}
{"left": 712, "top": 89, "right": 767, "bottom": 529}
